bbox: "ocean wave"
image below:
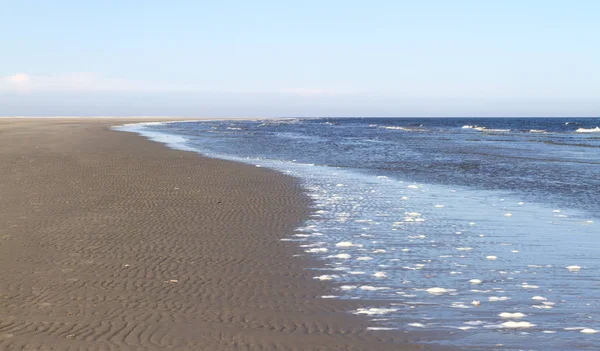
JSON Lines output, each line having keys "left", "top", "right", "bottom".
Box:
{"left": 381, "top": 126, "right": 426, "bottom": 132}
{"left": 462, "top": 125, "right": 510, "bottom": 132}
{"left": 575, "top": 127, "right": 600, "bottom": 133}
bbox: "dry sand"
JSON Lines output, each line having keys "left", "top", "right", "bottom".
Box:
{"left": 0, "top": 118, "right": 455, "bottom": 350}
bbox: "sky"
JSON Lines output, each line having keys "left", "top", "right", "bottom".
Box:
{"left": 1, "top": 0, "right": 599, "bottom": 117}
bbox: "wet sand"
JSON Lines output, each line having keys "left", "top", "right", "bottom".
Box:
{"left": 0, "top": 118, "right": 454, "bottom": 350}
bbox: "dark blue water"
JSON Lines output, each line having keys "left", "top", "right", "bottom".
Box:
{"left": 117, "top": 118, "right": 600, "bottom": 350}
{"left": 156, "top": 118, "right": 600, "bottom": 214}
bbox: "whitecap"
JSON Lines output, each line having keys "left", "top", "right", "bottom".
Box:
{"left": 500, "top": 321, "right": 535, "bottom": 329}
{"left": 576, "top": 127, "right": 600, "bottom": 133}
{"left": 566, "top": 265, "right": 581, "bottom": 272}
{"left": 373, "top": 272, "right": 387, "bottom": 278}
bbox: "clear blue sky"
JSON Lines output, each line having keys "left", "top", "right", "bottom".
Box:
{"left": 1, "top": 0, "right": 599, "bottom": 116}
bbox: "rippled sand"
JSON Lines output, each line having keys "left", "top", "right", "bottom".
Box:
{"left": 0, "top": 118, "right": 452, "bottom": 351}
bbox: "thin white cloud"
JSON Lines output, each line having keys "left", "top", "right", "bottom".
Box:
{"left": 0, "top": 72, "right": 192, "bottom": 93}
{"left": 0, "top": 72, "right": 333, "bottom": 96}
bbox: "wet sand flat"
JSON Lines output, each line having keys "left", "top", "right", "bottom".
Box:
{"left": 0, "top": 118, "right": 452, "bottom": 350}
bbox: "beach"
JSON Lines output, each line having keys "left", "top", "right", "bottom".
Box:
{"left": 0, "top": 118, "right": 450, "bottom": 351}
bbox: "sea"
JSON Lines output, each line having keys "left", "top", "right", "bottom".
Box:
{"left": 115, "top": 118, "right": 600, "bottom": 350}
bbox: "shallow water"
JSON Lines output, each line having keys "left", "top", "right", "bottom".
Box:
{"left": 116, "top": 118, "right": 600, "bottom": 350}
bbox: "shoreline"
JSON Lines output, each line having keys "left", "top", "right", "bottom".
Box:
{"left": 0, "top": 118, "right": 454, "bottom": 350}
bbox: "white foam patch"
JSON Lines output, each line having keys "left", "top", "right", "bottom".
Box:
{"left": 451, "top": 302, "right": 471, "bottom": 309}
{"left": 486, "top": 256, "right": 498, "bottom": 260}
{"left": 336, "top": 241, "right": 361, "bottom": 248}
{"left": 489, "top": 296, "right": 510, "bottom": 302}
{"left": 314, "top": 275, "right": 338, "bottom": 281}
{"left": 566, "top": 265, "right": 581, "bottom": 272}
{"left": 581, "top": 328, "right": 599, "bottom": 334}
{"left": 373, "top": 272, "right": 387, "bottom": 278}
{"left": 469, "top": 279, "right": 483, "bottom": 284}
{"left": 500, "top": 321, "right": 535, "bottom": 329}
{"left": 321, "top": 295, "right": 338, "bottom": 299}
{"left": 300, "top": 242, "right": 326, "bottom": 247}
{"left": 532, "top": 296, "right": 547, "bottom": 301}
{"left": 456, "top": 326, "right": 475, "bottom": 330}
{"left": 407, "top": 323, "right": 425, "bottom": 328}
{"left": 357, "top": 256, "right": 373, "bottom": 261}
{"left": 340, "top": 285, "right": 357, "bottom": 290}
{"left": 522, "top": 284, "right": 540, "bottom": 289}
{"left": 354, "top": 308, "right": 397, "bottom": 315}
{"left": 367, "top": 327, "right": 397, "bottom": 330}
{"left": 499, "top": 312, "right": 527, "bottom": 319}
{"left": 305, "top": 248, "right": 328, "bottom": 253}
{"left": 328, "top": 253, "right": 351, "bottom": 259}
{"left": 426, "top": 287, "right": 453, "bottom": 295}
{"left": 464, "top": 320, "right": 486, "bottom": 326}
{"left": 360, "top": 285, "right": 390, "bottom": 291}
